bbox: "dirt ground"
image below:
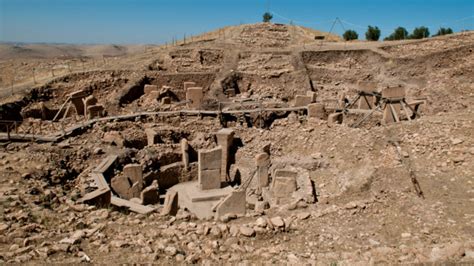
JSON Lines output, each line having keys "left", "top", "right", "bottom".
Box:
{"left": 0, "top": 23, "right": 473, "bottom": 264}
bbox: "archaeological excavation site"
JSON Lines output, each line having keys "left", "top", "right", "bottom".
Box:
{"left": 0, "top": 23, "right": 473, "bottom": 264}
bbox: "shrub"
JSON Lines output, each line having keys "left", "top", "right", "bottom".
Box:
{"left": 384, "top": 27, "right": 409, "bottom": 41}
{"left": 263, "top": 12, "right": 273, "bottom": 23}
{"left": 409, "top": 26, "right": 430, "bottom": 39}
{"left": 433, "top": 27, "right": 453, "bottom": 36}
{"left": 365, "top": 26, "right": 381, "bottom": 41}
{"left": 343, "top": 30, "right": 358, "bottom": 41}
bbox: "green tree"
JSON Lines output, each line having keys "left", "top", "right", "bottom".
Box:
{"left": 365, "top": 26, "right": 381, "bottom": 41}
{"left": 409, "top": 26, "right": 430, "bottom": 39}
{"left": 433, "top": 27, "right": 453, "bottom": 36}
{"left": 384, "top": 27, "right": 409, "bottom": 41}
{"left": 263, "top": 12, "right": 273, "bottom": 23}
{"left": 343, "top": 30, "right": 358, "bottom": 41}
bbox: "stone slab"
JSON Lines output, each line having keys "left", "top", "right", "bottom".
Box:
{"left": 215, "top": 190, "right": 246, "bottom": 219}
{"left": 199, "top": 169, "right": 221, "bottom": 190}
{"left": 307, "top": 103, "right": 327, "bottom": 119}
{"left": 306, "top": 91, "right": 317, "bottom": 102}
{"left": 145, "top": 128, "right": 161, "bottom": 146}
{"left": 357, "top": 81, "right": 377, "bottom": 93}
{"left": 144, "top": 84, "right": 158, "bottom": 94}
{"left": 161, "top": 190, "right": 178, "bottom": 216}
{"left": 294, "top": 95, "right": 313, "bottom": 107}
{"left": 198, "top": 147, "right": 222, "bottom": 170}
{"left": 111, "top": 196, "right": 155, "bottom": 214}
{"left": 141, "top": 180, "right": 159, "bottom": 205}
{"left": 77, "top": 188, "right": 111, "bottom": 207}
{"left": 123, "top": 164, "right": 143, "bottom": 185}
{"left": 111, "top": 175, "right": 131, "bottom": 199}
{"left": 328, "top": 112, "right": 343, "bottom": 125}
{"left": 186, "top": 87, "right": 203, "bottom": 109}
{"left": 272, "top": 170, "right": 297, "bottom": 198}
{"left": 87, "top": 105, "right": 104, "bottom": 119}
{"left": 157, "top": 162, "right": 184, "bottom": 189}
{"left": 382, "top": 86, "right": 405, "bottom": 100}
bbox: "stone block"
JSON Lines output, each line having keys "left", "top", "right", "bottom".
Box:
{"left": 328, "top": 112, "right": 343, "bottom": 125}
{"left": 306, "top": 91, "right": 317, "bottom": 102}
{"left": 157, "top": 162, "right": 184, "bottom": 189}
{"left": 198, "top": 147, "right": 222, "bottom": 170}
{"left": 87, "top": 105, "right": 104, "bottom": 119}
{"left": 199, "top": 169, "right": 221, "bottom": 190}
{"left": 144, "top": 84, "right": 158, "bottom": 94}
{"left": 272, "top": 170, "right": 297, "bottom": 198}
{"left": 216, "top": 128, "right": 234, "bottom": 148}
{"left": 111, "top": 175, "right": 131, "bottom": 199}
{"left": 215, "top": 190, "right": 246, "bottom": 219}
{"left": 82, "top": 95, "right": 98, "bottom": 117}
{"left": 161, "top": 190, "right": 178, "bottom": 216}
{"left": 382, "top": 86, "right": 405, "bottom": 100}
{"left": 145, "top": 128, "right": 161, "bottom": 146}
{"left": 186, "top": 87, "right": 203, "bottom": 109}
{"left": 183, "top": 82, "right": 196, "bottom": 90}
{"left": 140, "top": 180, "right": 159, "bottom": 205}
{"left": 294, "top": 95, "right": 313, "bottom": 107}
{"left": 307, "top": 103, "right": 327, "bottom": 119}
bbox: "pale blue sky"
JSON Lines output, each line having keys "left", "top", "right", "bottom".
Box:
{"left": 0, "top": 0, "right": 473, "bottom": 44}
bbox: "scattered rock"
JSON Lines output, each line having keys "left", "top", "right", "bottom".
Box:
{"left": 270, "top": 217, "right": 285, "bottom": 228}
{"left": 239, "top": 226, "right": 256, "bottom": 237}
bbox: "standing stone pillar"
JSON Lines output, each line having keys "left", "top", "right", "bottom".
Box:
{"left": 68, "top": 90, "right": 87, "bottom": 116}
{"left": 198, "top": 147, "right": 222, "bottom": 190}
{"left": 186, "top": 87, "right": 203, "bottom": 110}
{"left": 215, "top": 128, "right": 234, "bottom": 182}
{"left": 307, "top": 103, "right": 327, "bottom": 120}
{"left": 183, "top": 82, "right": 196, "bottom": 90}
{"left": 255, "top": 153, "right": 270, "bottom": 188}
{"left": 180, "top": 138, "right": 189, "bottom": 169}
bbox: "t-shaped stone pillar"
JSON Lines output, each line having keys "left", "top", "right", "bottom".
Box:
{"left": 186, "top": 87, "right": 203, "bottom": 110}
{"left": 216, "top": 128, "right": 234, "bottom": 182}
{"left": 68, "top": 90, "right": 88, "bottom": 116}
{"left": 198, "top": 147, "right": 222, "bottom": 190}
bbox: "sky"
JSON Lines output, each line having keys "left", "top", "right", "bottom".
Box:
{"left": 0, "top": 0, "right": 473, "bottom": 44}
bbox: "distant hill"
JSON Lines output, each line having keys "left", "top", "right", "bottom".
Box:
{"left": 0, "top": 23, "right": 342, "bottom": 60}
{"left": 0, "top": 43, "right": 149, "bottom": 60}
